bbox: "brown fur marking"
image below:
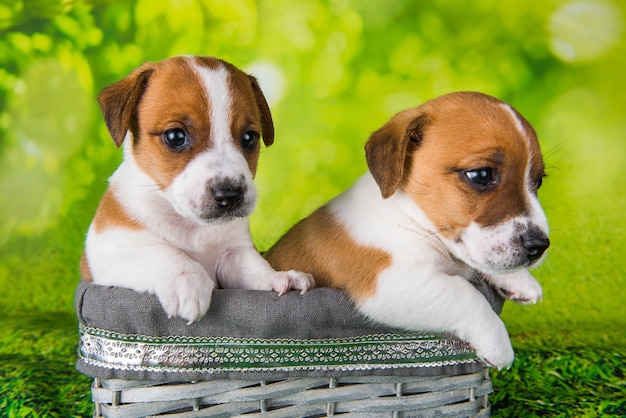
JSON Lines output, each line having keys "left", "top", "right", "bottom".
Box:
{"left": 91, "top": 189, "right": 142, "bottom": 234}
{"left": 81, "top": 189, "right": 142, "bottom": 280}
{"left": 80, "top": 252, "right": 93, "bottom": 281}
{"left": 130, "top": 57, "right": 214, "bottom": 189}
{"left": 265, "top": 207, "right": 391, "bottom": 301}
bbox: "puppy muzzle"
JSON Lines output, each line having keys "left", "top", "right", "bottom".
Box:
{"left": 200, "top": 177, "right": 254, "bottom": 220}
{"left": 167, "top": 175, "right": 256, "bottom": 224}
{"left": 521, "top": 228, "right": 550, "bottom": 264}
{"left": 212, "top": 183, "right": 245, "bottom": 210}
{"left": 451, "top": 219, "right": 550, "bottom": 274}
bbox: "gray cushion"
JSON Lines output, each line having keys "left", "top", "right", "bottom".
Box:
{"left": 75, "top": 279, "right": 503, "bottom": 381}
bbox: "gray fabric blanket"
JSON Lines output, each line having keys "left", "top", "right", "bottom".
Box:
{"left": 75, "top": 279, "right": 503, "bottom": 381}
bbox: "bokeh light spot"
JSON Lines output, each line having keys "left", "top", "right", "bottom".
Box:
{"left": 245, "top": 61, "right": 286, "bottom": 107}
{"left": 549, "top": 1, "right": 623, "bottom": 63}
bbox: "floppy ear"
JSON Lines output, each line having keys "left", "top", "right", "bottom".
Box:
{"left": 97, "top": 62, "right": 155, "bottom": 147}
{"left": 365, "top": 113, "right": 429, "bottom": 198}
{"left": 248, "top": 75, "right": 274, "bottom": 146}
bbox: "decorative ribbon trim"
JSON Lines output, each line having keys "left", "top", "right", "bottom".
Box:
{"left": 78, "top": 324, "right": 479, "bottom": 374}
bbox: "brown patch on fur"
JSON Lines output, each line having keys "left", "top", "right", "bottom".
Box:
{"left": 80, "top": 188, "right": 141, "bottom": 281}
{"left": 129, "top": 57, "right": 215, "bottom": 189}
{"left": 366, "top": 111, "right": 428, "bottom": 198}
{"left": 366, "top": 92, "right": 544, "bottom": 240}
{"left": 98, "top": 63, "right": 155, "bottom": 147}
{"left": 80, "top": 252, "right": 93, "bottom": 281}
{"left": 92, "top": 189, "right": 142, "bottom": 234}
{"left": 265, "top": 207, "right": 391, "bottom": 302}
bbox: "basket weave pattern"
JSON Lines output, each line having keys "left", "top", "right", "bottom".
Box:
{"left": 93, "top": 370, "right": 491, "bottom": 417}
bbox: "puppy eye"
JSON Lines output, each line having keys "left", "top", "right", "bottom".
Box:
{"left": 465, "top": 168, "right": 495, "bottom": 187}
{"left": 535, "top": 176, "right": 543, "bottom": 190}
{"left": 163, "top": 128, "right": 188, "bottom": 150}
{"left": 241, "top": 131, "right": 259, "bottom": 152}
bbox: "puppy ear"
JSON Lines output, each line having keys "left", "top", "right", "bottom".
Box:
{"left": 248, "top": 75, "right": 274, "bottom": 147}
{"left": 365, "top": 113, "right": 428, "bottom": 198}
{"left": 97, "top": 63, "right": 155, "bottom": 147}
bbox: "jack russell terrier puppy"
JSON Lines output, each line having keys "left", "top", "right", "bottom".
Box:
{"left": 81, "top": 56, "right": 314, "bottom": 324}
{"left": 266, "top": 92, "right": 549, "bottom": 369}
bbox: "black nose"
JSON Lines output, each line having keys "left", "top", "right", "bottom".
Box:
{"left": 521, "top": 229, "right": 550, "bottom": 262}
{"left": 212, "top": 185, "right": 244, "bottom": 209}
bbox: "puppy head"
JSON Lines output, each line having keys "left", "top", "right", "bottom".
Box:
{"left": 97, "top": 56, "right": 274, "bottom": 223}
{"left": 365, "top": 92, "right": 549, "bottom": 274}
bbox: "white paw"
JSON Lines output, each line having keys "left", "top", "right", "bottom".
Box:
{"left": 156, "top": 269, "right": 215, "bottom": 324}
{"left": 488, "top": 270, "right": 543, "bottom": 305}
{"left": 470, "top": 320, "right": 515, "bottom": 370}
{"left": 271, "top": 270, "right": 315, "bottom": 295}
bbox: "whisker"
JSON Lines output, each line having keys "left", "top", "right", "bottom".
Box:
{"left": 544, "top": 163, "right": 560, "bottom": 176}
{"left": 543, "top": 141, "right": 565, "bottom": 160}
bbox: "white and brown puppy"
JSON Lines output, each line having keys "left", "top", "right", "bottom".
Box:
{"left": 81, "top": 56, "right": 314, "bottom": 323}
{"left": 266, "top": 92, "right": 549, "bottom": 369}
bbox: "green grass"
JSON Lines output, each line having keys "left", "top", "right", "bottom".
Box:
{"left": 0, "top": 315, "right": 92, "bottom": 418}
{"left": 491, "top": 346, "right": 626, "bottom": 417}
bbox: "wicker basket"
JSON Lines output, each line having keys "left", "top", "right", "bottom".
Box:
{"left": 75, "top": 281, "right": 502, "bottom": 417}
{"left": 91, "top": 370, "right": 492, "bottom": 417}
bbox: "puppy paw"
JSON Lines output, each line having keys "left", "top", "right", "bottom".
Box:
{"left": 488, "top": 270, "right": 543, "bottom": 305}
{"left": 157, "top": 270, "right": 215, "bottom": 324}
{"left": 271, "top": 270, "right": 315, "bottom": 295}
{"left": 470, "top": 321, "right": 515, "bottom": 370}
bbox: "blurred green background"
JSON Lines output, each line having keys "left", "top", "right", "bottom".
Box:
{"left": 1, "top": 0, "right": 625, "bottom": 416}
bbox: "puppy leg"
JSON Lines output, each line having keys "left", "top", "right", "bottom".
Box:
{"left": 157, "top": 255, "right": 215, "bottom": 324}
{"left": 359, "top": 268, "right": 514, "bottom": 369}
{"left": 484, "top": 270, "right": 543, "bottom": 304}
{"left": 217, "top": 245, "right": 315, "bottom": 294}
{"left": 88, "top": 235, "right": 215, "bottom": 323}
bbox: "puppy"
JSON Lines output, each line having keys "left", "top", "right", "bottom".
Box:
{"left": 266, "top": 92, "right": 549, "bottom": 369}
{"left": 81, "top": 56, "right": 314, "bottom": 324}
